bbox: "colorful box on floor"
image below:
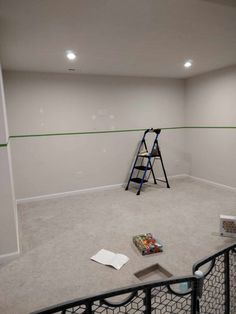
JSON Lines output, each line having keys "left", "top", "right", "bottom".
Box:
{"left": 133, "top": 233, "right": 163, "bottom": 255}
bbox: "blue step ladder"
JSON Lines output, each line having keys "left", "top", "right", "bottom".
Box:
{"left": 125, "top": 128, "right": 170, "bottom": 195}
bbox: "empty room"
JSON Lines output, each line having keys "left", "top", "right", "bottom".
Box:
{"left": 0, "top": 0, "right": 236, "bottom": 313}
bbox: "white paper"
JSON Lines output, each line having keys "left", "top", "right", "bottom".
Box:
{"left": 91, "top": 249, "right": 129, "bottom": 270}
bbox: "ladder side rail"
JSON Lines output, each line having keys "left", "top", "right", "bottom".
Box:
{"left": 142, "top": 138, "right": 157, "bottom": 184}
{"left": 150, "top": 132, "right": 160, "bottom": 154}
{"left": 142, "top": 138, "right": 149, "bottom": 152}
{"left": 146, "top": 133, "right": 160, "bottom": 184}
{"left": 125, "top": 149, "right": 141, "bottom": 190}
{"left": 146, "top": 129, "right": 161, "bottom": 182}
{"left": 136, "top": 156, "right": 145, "bottom": 179}
{"left": 148, "top": 157, "right": 157, "bottom": 184}
{"left": 156, "top": 141, "right": 170, "bottom": 188}
{"left": 137, "top": 138, "right": 148, "bottom": 178}
{"left": 147, "top": 157, "right": 157, "bottom": 181}
{"left": 147, "top": 157, "right": 156, "bottom": 183}
{"left": 136, "top": 156, "right": 153, "bottom": 195}
{"left": 125, "top": 135, "right": 146, "bottom": 191}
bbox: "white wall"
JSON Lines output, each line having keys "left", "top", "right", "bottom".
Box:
{"left": 4, "top": 71, "right": 186, "bottom": 199}
{"left": 0, "top": 66, "right": 19, "bottom": 258}
{"left": 185, "top": 66, "right": 236, "bottom": 187}
{"left": 2, "top": 66, "right": 236, "bottom": 259}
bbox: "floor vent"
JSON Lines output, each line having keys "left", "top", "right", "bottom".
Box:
{"left": 220, "top": 215, "right": 236, "bottom": 237}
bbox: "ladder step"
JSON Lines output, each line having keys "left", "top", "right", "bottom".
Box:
{"left": 130, "top": 178, "right": 148, "bottom": 184}
{"left": 134, "top": 165, "right": 151, "bottom": 171}
{"left": 138, "top": 154, "right": 160, "bottom": 158}
{"left": 138, "top": 154, "right": 150, "bottom": 157}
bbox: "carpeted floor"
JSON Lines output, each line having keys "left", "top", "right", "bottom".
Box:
{"left": 0, "top": 176, "right": 236, "bottom": 314}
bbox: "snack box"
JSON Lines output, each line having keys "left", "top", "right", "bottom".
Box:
{"left": 133, "top": 233, "right": 163, "bottom": 255}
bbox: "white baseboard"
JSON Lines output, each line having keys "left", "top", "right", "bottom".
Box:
{"left": 189, "top": 175, "right": 236, "bottom": 191}
{"left": 151, "top": 173, "right": 188, "bottom": 182}
{"left": 16, "top": 175, "right": 190, "bottom": 204}
{"left": 166, "top": 174, "right": 189, "bottom": 179}
{"left": 0, "top": 250, "right": 19, "bottom": 264}
{"left": 16, "top": 183, "right": 123, "bottom": 204}
{"left": 16, "top": 174, "right": 235, "bottom": 204}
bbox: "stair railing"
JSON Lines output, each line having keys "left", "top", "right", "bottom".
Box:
{"left": 31, "top": 243, "right": 236, "bottom": 314}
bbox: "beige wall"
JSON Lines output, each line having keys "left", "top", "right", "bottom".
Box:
{"left": 4, "top": 71, "right": 186, "bottom": 199}
{"left": 185, "top": 66, "right": 236, "bottom": 187}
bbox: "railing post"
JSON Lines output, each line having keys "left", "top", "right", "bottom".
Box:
{"left": 86, "top": 301, "right": 92, "bottom": 314}
{"left": 225, "top": 251, "right": 230, "bottom": 314}
{"left": 145, "top": 288, "right": 152, "bottom": 314}
{"left": 194, "top": 270, "right": 204, "bottom": 314}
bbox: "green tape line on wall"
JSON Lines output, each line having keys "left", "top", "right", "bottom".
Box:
{"left": 9, "top": 127, "right": 185, "bottom": 139}
{"left": 7, "top": 126, "right": 236, "bottom": 140}
{"left": 0, "top": 143, "right": 8, "bottom": 148}
{"left": 184, "top": 126, "right": 236, "bottom": 129}
{"left": 10, "top": 127, "right": 182, "bottom": 138}
{"left": 9, "top": 128, "right": 145, "bottom": 139}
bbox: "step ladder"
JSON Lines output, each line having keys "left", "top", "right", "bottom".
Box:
{"left": 125, "top": 128, "right": 170, "bottom": 195}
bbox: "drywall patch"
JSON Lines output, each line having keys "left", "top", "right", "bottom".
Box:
{"left": 98, "top": 109, "right": 108, "bottom": 117}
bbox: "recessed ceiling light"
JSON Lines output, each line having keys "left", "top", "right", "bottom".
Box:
{"left": 66, "top": 50, "right": 77, "bottom": 61}
{"left": 184, "top": 60, "right": 193, "bottom": 68}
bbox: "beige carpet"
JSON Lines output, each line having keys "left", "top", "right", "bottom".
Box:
{"left": 0, "top": 176, "right": 235, "bottom": 314}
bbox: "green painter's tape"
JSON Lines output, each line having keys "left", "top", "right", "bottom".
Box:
{"left": 7, "top": 126, "right": 236, "bottom": 140}
{"left": 9, "top": 127, "right": 185, "bottom": 139}
{"left": 162, "top": 127, "right": 185, "bottom": 130}
{"left": 0, "top": 143, "right": 8, "bottom": 148}
{"left": 9, "top": 128, "right": 145, "bottom": 139}
{"left": 185, "top": 126, "right": 236, "bottom": 129}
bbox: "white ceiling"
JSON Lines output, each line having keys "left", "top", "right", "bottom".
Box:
{"left": 0, "top": 0, "right": 236, "bottom": 78}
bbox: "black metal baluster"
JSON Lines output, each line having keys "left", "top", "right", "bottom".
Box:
{"left": 144, "top": 288, "right": 152, "bottom": 314}
{"left": 225, "top": 251, "right": 230, "bottom": 314}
